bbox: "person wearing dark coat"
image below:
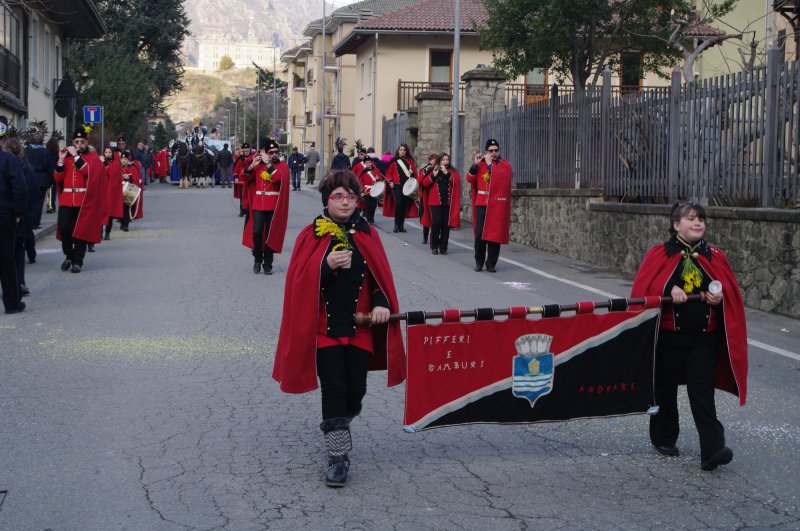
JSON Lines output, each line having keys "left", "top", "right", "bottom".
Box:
{"left": 24, "top": 132, "right": 57, "bottom": 235}
{"left": 330, "top": 147, "right": 350, "bottom": 170}
{"left": 6, "top": 138, "right": 37, "bottom": 298}
{"left": 0, "top": 143, "right": 27, "bottom": 314}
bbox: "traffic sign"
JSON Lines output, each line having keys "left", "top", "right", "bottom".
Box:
{"left": 83, "top": 105, "right": 103, "bottom": 124}
{"left": 270, "top": 131, "right": 280, "bottom": 141}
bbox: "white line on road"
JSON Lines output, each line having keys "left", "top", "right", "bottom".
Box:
{"left": 405, "top": 221, "right": 800, "bottom": 362}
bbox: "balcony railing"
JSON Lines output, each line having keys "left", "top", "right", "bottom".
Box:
{"left": 0, "top": 45, "right": 22, "bottom": 98}
{"left": 397, "top": 81, "right": 466, "bottom": 113}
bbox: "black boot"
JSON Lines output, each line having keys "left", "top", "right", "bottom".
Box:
{"left": 399, "top": 223, "right": 406, "bottom": 233}
{"left": 325, "top": 455, "right": 350, "bottom": 487}
{"left": 393, "top": 223, "right": 399, "bottom": 233}
{"left": 253, "top": 261, "right": 262, "bottom": 274}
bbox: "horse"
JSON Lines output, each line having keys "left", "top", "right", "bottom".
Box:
{"left": 188, "top": 142, "right": 216, "bottom": 188}
{"left": 171, "top": 140, "right": 192, "bottom": 189}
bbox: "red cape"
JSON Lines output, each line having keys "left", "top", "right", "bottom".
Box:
{"left": 241, "top": 162, "right": 290, "bottom": 253}
{"left": 57, "top": 152, "right": 106, "bottom": 244}
{"left": 382, "top": 157, "right": 419, "bottom": 218}
{"left": 420, "top": 167, "right": 462, "bottom": 229}
{"left": 127, "top": 162, "right": 144, "bottom": 220}
{"left": 233, "top": 154, "right": 253, "bottom": 201}
{"left": 470, "top": 159, "right": 512, "bottom": 244}
{"left": 631, "top": 243, "right": 748, "bottom": 405}
{"left": 272, "top": 222, "right": 407, "bottom": 394}
{"left": 105, "top": 158, "right": 124, "bottom": 219}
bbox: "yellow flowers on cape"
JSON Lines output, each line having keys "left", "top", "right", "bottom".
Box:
{"left": 314, "top": 218, "right": 351, "bottom": 251}
{"left": 260, "top": 170, "right": 272, "bottom": 182}
{"left": 481, "top": 173, "right": 490, "bottom": 183}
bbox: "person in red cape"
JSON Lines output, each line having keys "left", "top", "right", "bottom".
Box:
{"left": 240, "top": 139, "right": 289, "bottom": 275}
{"left": 102, "top": 146, "right": 123, "bottom": 240}
{"left": 233, "top": 143, "right": 253, "bottom": 218}
{"left": 119, "top": 150, "right": 144, "bottom": 227}
{"left": 355, "top": 156, "right": 383, "bottom": 224}
{"left": 417, "top": 153, "right": 438, "bottom": 245}
{"left": 382, "top": 143, "right": 418, "bottom": 232}
{"left": 154, "top": 147, "right": 169, "bottom": 183}
{"left": 273, "top": 169, "right": 405, "bottom": 488}
{"left": 631, "top": 201, "right": 747, "bottom": 472}
{"left": 466, "top": 138, "right": 512, "bottom": 273}
{"left": 53, "top": 126, "right": 106, "bottom": 273}
{"left": 421, "top": 152, "right": 461, "bottom": 255}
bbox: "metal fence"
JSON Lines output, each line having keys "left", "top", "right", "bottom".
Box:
{"left": 481, "top": 49, "right": 799, "bottom": 206}
{"left": 382, "top": 112, "right": 408, "bottom": 154}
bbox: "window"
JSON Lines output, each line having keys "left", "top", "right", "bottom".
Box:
{"left": 31, "top": 18, "right": 39, "bottom": 84}
{"left": 44, "top": 28, "right": 51, "bottom": 92}
{"left": 524, "top": 67, "right": 548, "bottom": 103}
{"left": 620, "top": 53, "right": 643, "bottom": 92}
{"left": 55, "top": 40, "right": 61, "bottom": 80}
{"left": 368, "top": 56, "right": 373, "bottom": 95}
{"left": 360, "top": 60, "right": 365, "bottom": 97}
{"left": 429, "top": 49, "right": 452, "bottom": 90}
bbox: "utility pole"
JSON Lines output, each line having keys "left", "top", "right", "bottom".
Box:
{"left": 320, "top": 0, "right": 326, "bottom": 170}
{"left": 273, "top": 52, "right": 278, "bottom": 134}
{"left": 256, "top": 86, "right": 261, "bottom": 150}
{"left": 452, "top": 0, "right": 462, "bottom": 171}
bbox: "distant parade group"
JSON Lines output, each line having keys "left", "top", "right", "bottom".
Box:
{"left": 0, "top": 123, "right": 746, "bottom": 490}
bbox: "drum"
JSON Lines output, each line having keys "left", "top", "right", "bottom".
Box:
{"left": 122, "top": 181, "right": 141, "bottom": 206}
{"left": 369, "top": 181, "right": 385, "bottom": 199}
{"left": 402, "top": 177, "right": 419, "bottom": 199}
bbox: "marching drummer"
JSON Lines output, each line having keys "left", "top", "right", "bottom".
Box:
{"left": 382, "top": 143, "right": 418, "bottom": 233}
{"left": 357, "top": 156, "right": 383, "bottom": 224}
{"left": 118, "top": 150, "right": 144, "bottom": 231}
{"left": 102, "top": 146, "right": 123, "bottom": 240}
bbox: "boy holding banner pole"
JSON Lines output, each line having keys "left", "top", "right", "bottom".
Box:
{"left": 631, "top": 201, "right": 747, "bottom": 471}
{"left": 273, "top": 169, "right": 406, "bottom": 488}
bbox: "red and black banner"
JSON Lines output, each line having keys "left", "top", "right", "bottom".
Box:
{"left": 403, "top": 305, "right": 660, "bottom": 432}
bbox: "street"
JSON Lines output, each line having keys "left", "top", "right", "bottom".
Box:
{"left": 1, "top": 183, "right": 799, "bottom": 530}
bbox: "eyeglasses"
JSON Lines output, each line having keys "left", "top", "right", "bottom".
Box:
{"left": 329, "top": 192, "right": 357, "bottom": 203}
{"left": 487, "top": 148, "right": 499, "bottom": 153}
{"left": 267, "top": 150, "right": 279, "bottom": 155}
{"left": 73, "top": 139, "right": 87, "bottom": 146}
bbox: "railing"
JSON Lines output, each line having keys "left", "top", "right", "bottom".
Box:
{"left": 0, "top": 45, "right": 21, "bottom": 98}
{"left": 397, "top": 81, "right": 466, "bottom": 112}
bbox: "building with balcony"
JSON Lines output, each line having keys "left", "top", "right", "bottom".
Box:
{"left": 0, "top": 0, "right": 104, "bottom": 134}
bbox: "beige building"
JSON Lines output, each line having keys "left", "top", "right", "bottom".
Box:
{"left": 694, "top": 0, "right": 798, "bottom": 79}
{"left": 196, "top": 39, "right": 280, "bottom": 72}
{"left": 0, "top": 0, "right": 104, "bottom": 134}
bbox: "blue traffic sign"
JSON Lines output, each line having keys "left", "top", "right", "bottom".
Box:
{"left": 270, "top": 131, "right": 280, "bottom": 141}
{"left": 83, "top": 105, "right": 103, "bottom": 124}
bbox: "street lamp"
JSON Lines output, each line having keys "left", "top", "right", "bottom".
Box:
{"left": 230, "top": 101, "right": 239, "bottom": 144}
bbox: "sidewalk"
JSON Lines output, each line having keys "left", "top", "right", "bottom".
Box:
{"left": 33, "top": 208, "right": 57, "bottom": 241}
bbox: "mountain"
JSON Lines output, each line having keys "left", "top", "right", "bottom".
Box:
{"left": 183, "top": 0, "right": 330, "bottom": 51}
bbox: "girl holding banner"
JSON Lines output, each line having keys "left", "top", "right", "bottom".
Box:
{"left": 631, "top": 201, "right": 747, "bottom": 472}
{"left": 273, "top": 169, "right": 406, "bottom": 488}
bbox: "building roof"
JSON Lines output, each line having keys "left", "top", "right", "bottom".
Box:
{"left": 682, "top": 21, "right": 726, "bottom": 38}
{"left": 280, "top": 42, "right": 312, "bottom": 62}
{"left": 32, "top": 0, "right": 106, "bottom": 38}
{"left": 303, "top": 0, "right": 422, "bottom": 37}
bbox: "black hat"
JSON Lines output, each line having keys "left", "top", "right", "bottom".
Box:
{"left": 263, "top": 138, "right": 280, "bottom": 152}
{"left": 485, "top": 138, "right": 499, "bottom": 151}
{"left": 358, "top": 147, "right": 367, "bottom": 154}
{"left": 117, "top": 136, "right": 126, "bottom": 143}
{"left": 73, "top": 125, "right": 91, "bottom": 140}
{"left": 241, "top": 142, "right": 250, "bottom": 149}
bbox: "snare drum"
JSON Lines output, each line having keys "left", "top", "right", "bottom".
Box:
{"left": 369, "top": 181, "right": 385, "bottom": 199}
{"left": 402, "top": 177, "right": 419, "bottom": 198}
{"left": 122, "top": 181, "right": 141, "bottom": 206}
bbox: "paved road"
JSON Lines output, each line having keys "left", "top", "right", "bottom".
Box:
{"left": 2, "top": 183, "right": 798, "bottom": 530}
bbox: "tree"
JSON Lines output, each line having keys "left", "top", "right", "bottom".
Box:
{"left": 219, "top": 56, "right": 235, "bottom": 71}
{"left": 153, "top": 122, "right": 170, "bottom": 149}
{"left": 478, "top": 0, "right": 737, "bottom": 93}
{"left": 70, "top": 0, "right": 190, "bottom": 137}
{"left": 252, "top": 62, "right": 288, "bottom": 91}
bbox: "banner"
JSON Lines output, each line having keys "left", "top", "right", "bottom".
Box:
{"left": 403, "top": 307, "right": 660, "bottom": 431}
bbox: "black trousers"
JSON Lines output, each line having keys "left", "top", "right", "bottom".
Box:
{"left": 0, "top": 219, "right": 19, "bottom": 311}
{"left": 362, "top": 196, "right": 378, "bottom": 222}
{"left": 252, "top": 210, "right": 275, "bottom": 266}
{"left": 316, "top": 345, "right": 370, "bottom": 420}
{"left": 392, "top": 186, "right": 408, "bottom": 226}
{"left": 430, "top": 205, "right": 451, "bottom": 252}
{"left": 474, "top": 206, "right": 500, "bottom": 267}
{"left": 650, "top": 342, "right": 725, "bottom": 460}
{"left": 57, "top": 206, "right": 87, "bottom": 266}
{"left": 306, "top": 167, "right": 316, "bottom": 184}
{"left": 14, "top": 235, "right": 26, "bottom": 287}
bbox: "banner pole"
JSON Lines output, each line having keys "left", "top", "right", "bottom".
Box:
{"left": 354, "top": 294, "right": 705, "bottom": 326}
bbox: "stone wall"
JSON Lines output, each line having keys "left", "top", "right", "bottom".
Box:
{"left": 508, "top": 189, "right": 800, "bottom": 318}
{"left": 414, "top": 90, "right": 452, "bottom": 159}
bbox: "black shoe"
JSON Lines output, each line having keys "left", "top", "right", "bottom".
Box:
{"left": 28, "top": 257, "right": 36, "bottom": 264}
{"left": 60, "top": 259, "right": 72, "bottom": 271}
{"left": 325, "top": 455, "right": 350, "bottom": 488}
{"left": 239, "top": 211, "right": 245, "bottom": 217}
{"left": 486, "top": 264, "right": 497, "bottom": 273}
{"left": 422, "top": 239, "right": 428, "bottom": 245}
{"left": 654, "top": 444, "right": 680, "bottom": 457}
{"left": 5, "top": 301, "right": 26, "bottom": 314}
{"left": 263, "top": 265, "right": 273, "bottom": 275}
{"left": 20, "top": 285, "right": 30, "bottom": 297}
{"left": 393, "top": 225, "right": 399, "bottom": 233}
{"left": 87, "top": 244, "right": 95, "bottom": 252}
{"left": 474, "top": 264, "right": 483, "bottom": 272}
{"left": 701, "top": 447, "right": 733, "bottom": 471}
{"left": 71, "top": 264, "right": 82, "bottom": 273}
{"left": 121, "top": 226, "right": 129, "bottom": 232}
{"left": 440, "top": 250, "right": 448, "bottom": 255}
{"left": 103, "top": 234, "right": 110, "bottom": 241}
{"left": 399, "top": 225, "right": 406, "bottom": 233}
{"left": 432, "top": 249, "right": 439, "bottom": 255}
{"left": 253, "top": 262, "right": 262, "bottom": 274}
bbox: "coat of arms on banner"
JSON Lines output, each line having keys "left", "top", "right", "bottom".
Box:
{"left": 512, "top": 334, "right": 554, "bottom": 407}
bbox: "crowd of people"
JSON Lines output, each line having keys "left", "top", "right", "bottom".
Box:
{"left": 1, "top": 126, "right": 747, "bottom": 491}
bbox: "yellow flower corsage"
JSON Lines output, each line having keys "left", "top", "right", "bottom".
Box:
{"left": 314, "top": 218, "right": 351, "bottom": 251}
{"left": 481, "top": 173, "right": 490, "bottom": 183}
{"left": 260, "top": 170, "right": 272, "bottom": 182}
{"left": 82, "top": 124, "right": 92, "bottom": 134}
{"left": 680, "top": 257, "right": 703, "bottom": 294}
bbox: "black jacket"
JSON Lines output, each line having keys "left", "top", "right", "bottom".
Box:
{"left": 0, "top": 151, "right": 26, "bottom": 225}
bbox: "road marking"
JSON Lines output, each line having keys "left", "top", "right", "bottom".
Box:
{"left": 405, "top": 221, "right": 800, "bottom": 362}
